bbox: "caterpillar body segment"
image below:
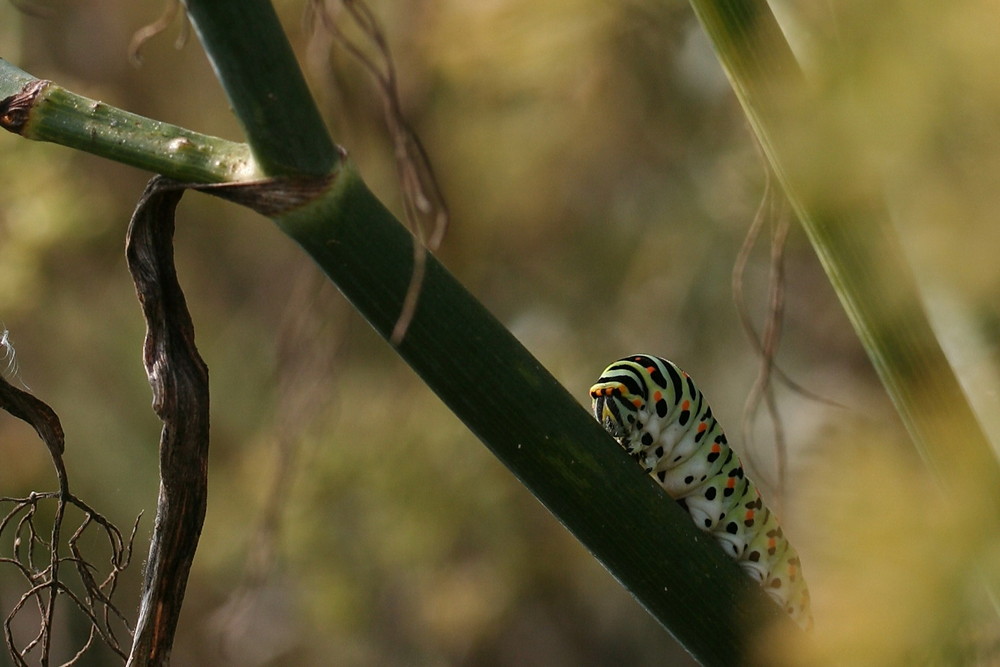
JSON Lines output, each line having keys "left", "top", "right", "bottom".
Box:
{"left": 590, "top": 354, "right": 812, "bottom": 629}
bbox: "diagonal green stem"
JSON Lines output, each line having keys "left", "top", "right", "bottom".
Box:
{"left": 1, "top": 2, "right": 810, "bottom": 661}
{"left": 269, "top": 161, "right": 797, "bottom": 664}
{"left": 180, "top": 1, "right": 800, "bottom": 661}
{"left": 181, "top": 0, "right": 339, "bottom": 177}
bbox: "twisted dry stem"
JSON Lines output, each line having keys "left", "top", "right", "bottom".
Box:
{"left": 124, "top": 177, "right": 210, "bottom": 667}
{"left": 122, "top": 173, "right": 330, "bottom": 665}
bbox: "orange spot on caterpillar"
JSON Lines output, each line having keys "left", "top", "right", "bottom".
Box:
{"left": 632, "top": 398, "right": 642, "bottom": 408}
{"left": 697, "top": 422, "right": 707, "bottom": 433}
{"left": 726, "top": 477, "right": 736, "bottom": 489}
{"left": 681, "top": 400, "right": 690, "bottom": 411}
{"left": 653, "top": 390, "right": 662, "bottom": 402}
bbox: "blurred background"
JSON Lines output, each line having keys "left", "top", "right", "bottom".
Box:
{"left": 1, "top": 0, "right": 998, "bottom": 664}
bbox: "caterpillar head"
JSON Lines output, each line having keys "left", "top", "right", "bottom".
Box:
{"left": 589, "top": 359, "right": 649, "bottom": 440}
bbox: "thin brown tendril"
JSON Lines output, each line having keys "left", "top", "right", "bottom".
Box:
{"left": 128, "top": 0, "right": 189, "bottom": 67}
{"left": 306, "top": 0, "right": 449, "bottom": 344}
{"left": 732, "top": 141, "right": 841, "bottom": 508}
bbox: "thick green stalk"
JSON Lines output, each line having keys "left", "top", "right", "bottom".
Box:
{"left": 272, "top": 161, "right": 796, "bottom": 664}
{"left": 0, "top": 57, "right": 792, "bottom": 662}
{"left": 182, "top": 2, "right": 799, "bottom": 661}
{"left": 1, "top": 4, "right": 806, "bottom": 660}
{"left": 182, "top": 0, "right": 338, "bottom": 176}
{"left": 686, "top": 0, "right": 1000, "bottom": 504}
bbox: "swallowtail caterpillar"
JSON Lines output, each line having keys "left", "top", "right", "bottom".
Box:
{"left": 590, "top": 354, "right": 812, "bottom": 629}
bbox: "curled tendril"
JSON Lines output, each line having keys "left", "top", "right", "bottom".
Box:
{"left": 306, "top": 0, "right": 450, "bottom": 344}
{"left": 128, "top": 0, "right": 190, "bottom": 67}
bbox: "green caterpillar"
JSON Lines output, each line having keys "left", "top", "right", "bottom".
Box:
{"left": 590, "top": 354, "right": 812, "bottom": 629}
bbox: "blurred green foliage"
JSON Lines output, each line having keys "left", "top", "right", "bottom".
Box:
{"left": 1, "top": 0, "right": 998, "bottom": 664}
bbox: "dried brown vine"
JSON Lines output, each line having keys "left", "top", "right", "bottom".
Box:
{"left": 306, "top": 0, "right": 449, "bottom": 344}
{"left": 124, "top": 177, "right": 210, "bottom": 667}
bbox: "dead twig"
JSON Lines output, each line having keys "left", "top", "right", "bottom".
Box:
{"left": 0, "top": 375, "right": 137, "bottom": 665}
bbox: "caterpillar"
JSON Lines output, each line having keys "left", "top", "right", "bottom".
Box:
{"left": 590, "top": 354, "right": 812, "bottom": 630}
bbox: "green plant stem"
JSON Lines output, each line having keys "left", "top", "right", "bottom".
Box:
{"left": 0, "top": 58, "right": 32, "bottom": 95}
{"left": 182, "top": 0, "right": 339, "bottom": 177}
{"left": 2, "top": 6, "right": 803, "bottom": 661}
{"left": 271, "top": 161, "right": 795, "bottom": 664}
{"left": 687, "top": 0, "right": 1000, "bottom": 506}
{"left": 181, "top": 2, "right": 802, "bottom": 658}
{"left": 0, "top": 59, "right": 257, "bottom": 183}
